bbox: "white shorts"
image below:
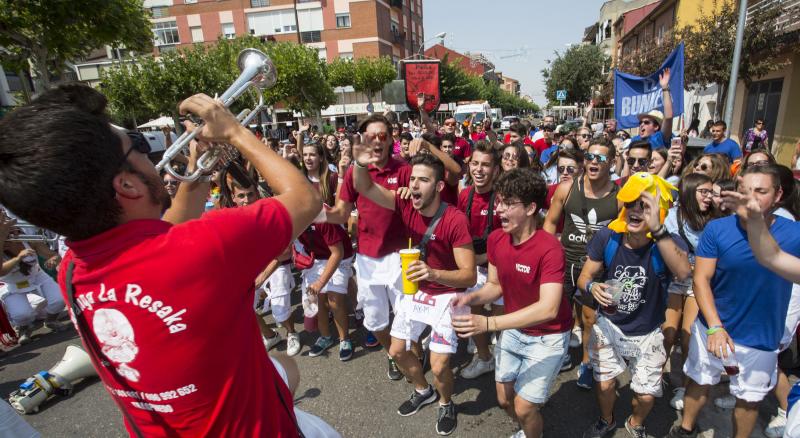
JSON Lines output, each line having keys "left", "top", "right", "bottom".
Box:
{"left": 355, "top": 253, "right": 402, "bottom": 332}
{"left": 390, "top": 293, "right": 459, "bottom": 355}
{"left": 258, "top": 264, "right": 295, "bottom": 323}
{"left": 781, "top": 283, "right": 800, "bottom": 351}
{"left": 684, "top": 320, "right": 778, "bottom": 402}
{"left": 302, "top": 257, "right": 353, "bottom": 295}
{"left": 589, "top": 316, "right": 667, "bottom": 397}
{"left": 465, "top": 266, "right": 503, "bottom": 306}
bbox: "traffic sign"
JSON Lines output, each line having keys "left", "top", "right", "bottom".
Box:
{"left": 556, "top": 89, "right": 567, "bottom": 101}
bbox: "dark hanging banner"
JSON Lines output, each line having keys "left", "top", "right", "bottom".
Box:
{"left": 402, "top": 59, "right": 441, "bottom": 114}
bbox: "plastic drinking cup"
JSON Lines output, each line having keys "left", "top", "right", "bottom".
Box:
{"left": 400, "top": 248, "right": 421, "bottom": 295}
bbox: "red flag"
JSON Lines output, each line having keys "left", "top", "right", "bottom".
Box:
{"left": 403, "top": 60, "right": 441, "bottom": 114}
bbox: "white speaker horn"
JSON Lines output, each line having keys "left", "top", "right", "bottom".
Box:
{"left": 8, "top": 344, "right": 98, "bottom": 414}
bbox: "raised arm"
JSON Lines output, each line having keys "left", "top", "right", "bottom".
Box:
{"left": 179, "top": 94, "right": 321, "bottom": 238}
{"left": 162, "top": 124, "right": 212, "bottom": 224}
{"left": 351, "top": 139, "right": 395, "bottom": 211}
{"left": 641, "top": 191, "right": 691, "bottom": 280}
{"left": 417, "top": 93, "right": 436, "bottom": 133}
{"left": 408, "top": 138, "right": 461, "bottom": 186}
{"left": 659, "top": 68, "right": 674, "bottom": 137}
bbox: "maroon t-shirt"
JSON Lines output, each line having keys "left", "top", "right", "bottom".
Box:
{"left": 456, "top": 187, "right": 501, "bottom": 266}
{"left": 298, "top": 223, "right": 353, "bottom": 260}
{"left": 396, "top": 198, "right": 473, "bottom": 295}
{"left": 453, "top": 137, "right": 472, "bottom": 160}
{"left": 487, "top": 228, "right": 572, "bottom": 336}
{"left": 340, "top": 157, "right": 411, "bottom": 258}
{"left": 440, "top": 182, "right": 459, "bottom": 206}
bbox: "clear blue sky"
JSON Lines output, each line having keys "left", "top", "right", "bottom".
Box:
{"left": 422, "top": 0, "right": 603, "bottom": 107}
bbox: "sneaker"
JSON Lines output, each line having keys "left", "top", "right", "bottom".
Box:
{"left": 422, "top": 333, "right": 431, "bottom": 351}
{"left": 286, "top": 333, "right": 301, "bottom": 357}
{"left": 713, "top": 394, "right": 736, "bottom": 410}
{"left": 461, "top": 355, "right": 495, "bottom": 379}
{"left": 263, "top": 332, "right": 282, "bottom": 351}
{"left": 667, "top": 424, "right": 698, "bottom": 438}
{"left": 509, "top": 430, "right": 526, "bottom": 438}
{"left": 570, "top": 326, "right": 582, "bottom": 348}
{"left": 339, "top": 339, "right": 353, "bottom": 361}
{"left": 624, "top": 416, "right": 646, "bottom": 438}
{"left": 44, "top": 316, "right": 70, "bottom": 332}
{"left": 765, "top": 408, "right": 787, "bottom": 438}
{"left": 467, "top": 337, "right": 477, "bottom": 354}
{"left": 364, "top": 331, "right": 380, "bottom": 348}
{"left": 435, "top": 402, "right": 457, "bottom": 436}
{"left": 560, "top": 351, "right": 572, "bottom": 372}
{"left": 308, "top": 335, "right": 334, "bottom": 357}
{"left": 387, "top": 357, "right": 403, "bottom": 381}
{"left": 670, "top": 387, "right": 685, "bottom": 411}
{"left": 397, "top": 386, "right": 438, "bottom": 416}
{"left": 16, "top": 326, "right": 32, "bottom": 345}
{"left": 582, "top": 416, "right": 616, "bottom": 438}
{"left": 576, "top": 362, "right": 594, "bottom": 390}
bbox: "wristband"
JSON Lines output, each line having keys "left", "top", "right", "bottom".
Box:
{"left": 662, "top": 87, "right": 671, "bottom": 93}
{"left": 485, "top": 315, "right": 490, "bottom": 332}
{"left": 354, "top": 161, "right": 367, "bottom": 169}
{"left": 585, "top": 281, "right": 594, "bottom": 295}
{"left": 652, "top": 225, "right": 669, "bottom": 241}
{"left": 706, "top": 325, "right": 725, "bottom": 335}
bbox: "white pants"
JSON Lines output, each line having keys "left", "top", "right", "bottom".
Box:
{"left": 302, "top": 257, "right": 353, "bottom": 295}
{"left": 0, "top": 271, "right": 64, "bottom": 327}
{"left": 269, "top": 357, "right": 341, "bottom": 438}
{"left": 355, "top": 253, "right": 402, "bottom": 332}
{"left": 258, "top": 265, "right": 295, "bottom": 324}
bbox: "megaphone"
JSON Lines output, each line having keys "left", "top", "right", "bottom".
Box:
{"left": 8, "top": 345, "right": 97, "bottom": 414}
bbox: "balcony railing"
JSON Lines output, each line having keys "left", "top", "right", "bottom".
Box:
{"left": 391, "top": 30, "right": 406, "bottom": 44}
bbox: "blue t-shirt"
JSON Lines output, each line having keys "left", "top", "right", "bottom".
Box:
{"left": 586, "top": 227, "right": 687, "bottom": 335}
{"left": 703, "top": 138, "right": 742, "bottom": 161}
{"left": 539, "top": 144, "right": 558, "bottom": 164}
{"left": 696, "top": 215, "right": 800, "bottom": 350}
{"left": 632, "top": 131, "right": 667, "bottom": 149}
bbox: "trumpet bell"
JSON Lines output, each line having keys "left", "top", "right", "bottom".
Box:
{"left": 237, "top": 48, "right": 276, "bottom": 89}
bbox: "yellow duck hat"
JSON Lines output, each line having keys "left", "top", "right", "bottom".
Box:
{"left": 608, "top": 172, "right": 678, "bottom": 234}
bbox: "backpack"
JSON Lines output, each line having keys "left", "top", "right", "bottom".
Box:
{"left": 603, "top": 232, "right": 670, "bottom": 290}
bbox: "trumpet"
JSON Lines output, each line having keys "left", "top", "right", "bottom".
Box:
{"left": 155, "top": 48, "right": 277, "bottom": 182}
{"left": 4, "top": 219, "right": 58, "bottom": 243}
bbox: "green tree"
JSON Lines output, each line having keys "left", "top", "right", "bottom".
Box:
{"left": 0, "top": 0, "right": 152, "bottom": 95}
{"left": 352, "top": 57, "right": 396, "bottom": 113}
{"left": 541, "top": 44, "right": 609, "bottom": 105}
{"left": 100, "top": 61, "right": 158, "bottom": 127}
{"left": 327, "top": 57, "right": 354, "bottom": 88}
{"left": 439, "top": 55, "right": 483, "bottom": 103}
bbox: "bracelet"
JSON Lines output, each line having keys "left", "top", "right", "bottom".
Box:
{"left": 485, "top": 315, "right": 490, "bottom": 332}
{"left": 662, "top": 87, "right": 671, "bottom": 93}
{"left": 585, "top": 281, "right": 594, "bottom": 295}
{"left": 706, "top": 325, "right": 725, "bottom": 335}
{"left": 354, "top": 161, "right": 367, "bottom": 169}
{"left": 652, "top": 225, "right": 670, "bottom": 241}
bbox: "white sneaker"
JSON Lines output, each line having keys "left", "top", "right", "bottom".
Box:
{"left": 714, "top": 394, "right": 736, "bottom": 410}
{"left": 569, "top": 326, "right": 582, "bottom": 348}
{"left": 263, "top": 333, "right": 282, "bottom": 351}
{"left": 286, "top": 333, "right": 301, "bottom": 356}
{"left": 765, "top": 408, "right": 787, "bottom": 438}
{"left": 670, "top": 387, "right": 685, "bottom": 410}
{"left": 461, "top": 355, "right": 495, "bottom": 379}
{"left": 509, "top": 429, "right": 526, "bottom": 438}
{"left": 467, "top": 337, "right": 477, "bottom": 354}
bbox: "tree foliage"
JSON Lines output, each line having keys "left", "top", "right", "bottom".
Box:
{"left": 352, "top": 56, "right": 397, "bottom": 97}
{"left": 541, "top": 44, "right": 609, "bottom": 105}
{"left": 439, "top": 54, "right": 484, "bottom": 103}
{"left": 327, "top": 57, "right": 354, "bottom": 88}
{"left": 0, "top": 0, "right": 152, "bottom": 93}
{"left": 100, "top": 36, "right": 336, "bottom": 125}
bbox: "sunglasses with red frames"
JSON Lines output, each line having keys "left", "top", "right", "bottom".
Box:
{"left": 364, "top": 132, "right": 389, "bottom": 142}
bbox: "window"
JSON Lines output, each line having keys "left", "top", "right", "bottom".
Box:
{"left": 339, "top": 52, "right": 353, "bottom": 60}
{"left": 297, "top": 8, "right": 324, "bottom": 31}
{"left": 336, "top": 13, "right": 351, "bottom": 28}
{"left": 390, "top": 19, "right": 399, "bottom": 34}
{"left": 151, "top": 6, "right": 168, "bottom": 19}
{"left": 153, "top": 21, "right": 179, "bottom": 46}
{"left": 300, "top": 30, "right": 321, "bottom": 43}
{"left": 247, "top": 10, "right": 296, "bottom": 35}
{"left": 250, "top": 0, "right": 269, "bottom": 6}
{"left": 317, "top": 48, "right": 327, "bottom": 61}
{"left": 222, "top": 22, "right": 236, "bottom": 39}
{"left": 185, "top": 0, "right": 197, "bottom": 4}
{"left": 191, "top": 26, "right": 203, "bottom": 42}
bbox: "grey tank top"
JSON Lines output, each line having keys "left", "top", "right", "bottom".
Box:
{"left": 560, "top": 177, "right": 619, "bottom": 264}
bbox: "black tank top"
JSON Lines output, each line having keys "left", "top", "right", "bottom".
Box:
{"left": 560, "top": 177, "right": 619, "bottom": 264}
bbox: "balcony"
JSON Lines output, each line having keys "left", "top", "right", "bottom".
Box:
{"left": 300, "top": 30, "right": 322, "bottom": 43}
{"left": 391, "top": 29, "right": 406, "bottom": 44}
{"left": 390, "top": 0, "right": 403, "bottom": 9}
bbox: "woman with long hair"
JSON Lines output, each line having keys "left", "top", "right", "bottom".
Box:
{"left": 302, "top": 142, "right": 337, "bottom": 206}
{"left": 736, "top": 148, "right": 776, "bottom": 175}
{"left": 324, "top": 134, "right": 340, "bottom": 172}
{"left": 500, "top": 142, "right": 531, "bottom": 173}
{"left": 684, "top": 153, "right": 730, "bottom": 183}
{"left": 663, "top": 172, "right": 718, "bottom": 411}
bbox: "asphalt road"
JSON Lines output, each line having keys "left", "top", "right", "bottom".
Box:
{"left": 0, "top": 296, "right": 784, "bottom": 438}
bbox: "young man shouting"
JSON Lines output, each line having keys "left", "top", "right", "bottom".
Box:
{"left": 351, "top": 143, "right": 475, "bottom": 436}
{"left": 452, "top": 168, "right": 572, "bottom": 438}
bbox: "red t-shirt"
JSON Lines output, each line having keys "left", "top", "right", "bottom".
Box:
{"left": 340, "top": 157, "right": 411, "bottom": 258}
{"left": 471, "top": 132, "right": 487, "bottom": 142}
{"left": 440, "top": 182, "right": 459, "bottom": 206}
{"left": 503, "top": 133, "right": 536, "bottom": 148}
{"left": 453, "top": 137, "right": 472, "bottom": 160}
{"left": 58, "top": 199, "right": 298, "bottom": 437}
{"left": 487, "top": 228, "right": 572, "bottom": 336}
{"left": 456, "top": 187, "right": 501, "bottom": 265}
{"left": 532, "top": 138, "right": 552, "bottom": 155}
{"left": 298, "top": 223, "right": 353, "bottom": 260}
{"left": 544, "top": 183, "right": 564, "bottom": 233}
{"left": 396, "top": 198, "right": 473, "bottom": 295}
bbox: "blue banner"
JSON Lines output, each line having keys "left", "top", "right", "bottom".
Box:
{"left": 614, "top": 42, "right": 684, "bottom": 129}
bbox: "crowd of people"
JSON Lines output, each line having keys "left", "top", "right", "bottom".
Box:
{"left": 1, "top": 81, "right": 800, "bottom": 438}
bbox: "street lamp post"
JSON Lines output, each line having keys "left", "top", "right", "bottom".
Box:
{"left": 417, "top": 32, "right": 447, "bottom": 57}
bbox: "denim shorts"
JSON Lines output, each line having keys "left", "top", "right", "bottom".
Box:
{"left": 495, "top": 329, "right": 569, "bottom": 404}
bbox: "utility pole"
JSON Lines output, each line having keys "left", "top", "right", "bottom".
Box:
{"left": 723, "top": 0, "right": 748, "bottom": 131}
{"left": 293, "top": 0, "right": 301, "bottom": 44}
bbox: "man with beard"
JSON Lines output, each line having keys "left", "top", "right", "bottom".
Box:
{"left": 631, "top": 69, "right": 673, "bottom": 150}
{"left": 456, "top": 141, "right": 503, "bottom": 380}
{"left": 0, "top": 84, "right": 327, "bottom": 436}
{"left": 323, "top": 114, "right": 412, "bottom": 380}
{"left": 544, "top": 138, "right": 621, "bottom": 390}
{"left": 351, "top": 145, "right": 475, "bottom": 436}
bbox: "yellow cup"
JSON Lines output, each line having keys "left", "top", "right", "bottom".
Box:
{"left": 399, "top": 248, "right": 421, "bottom": 295}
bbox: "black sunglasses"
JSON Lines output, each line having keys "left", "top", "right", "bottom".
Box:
{"left": 558, "top": 165, "right": 577, "bottom": 174}
{"left": 624, "top": 200, "right": 645, "bottom": 210}
{"left": 123, "top": 131, "right": 152, "bottom": 161}
{"left": 585, "top": 153, "right": 608, "bottom": 163}
{"left": 627, "top": 157, "right": 650, "bottom": 167}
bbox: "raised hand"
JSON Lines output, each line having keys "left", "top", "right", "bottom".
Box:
{"left": 659, "top": 68, "right": 671, "bottom": 89}
{"left": 640, "top": 189, "right": 661, "bottom": 233}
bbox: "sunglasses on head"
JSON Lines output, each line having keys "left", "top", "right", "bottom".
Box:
{"left": 585, "top": 153, "right": 608, "bottom": 163}
{"left": 624, "top": 200, "right": 645, "bottom": 210}
{"left": 558, "top": 165, "right": 577, "bottom": 174}
{"left": 627, "top": 157, "right": 649, "bottom": 167}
